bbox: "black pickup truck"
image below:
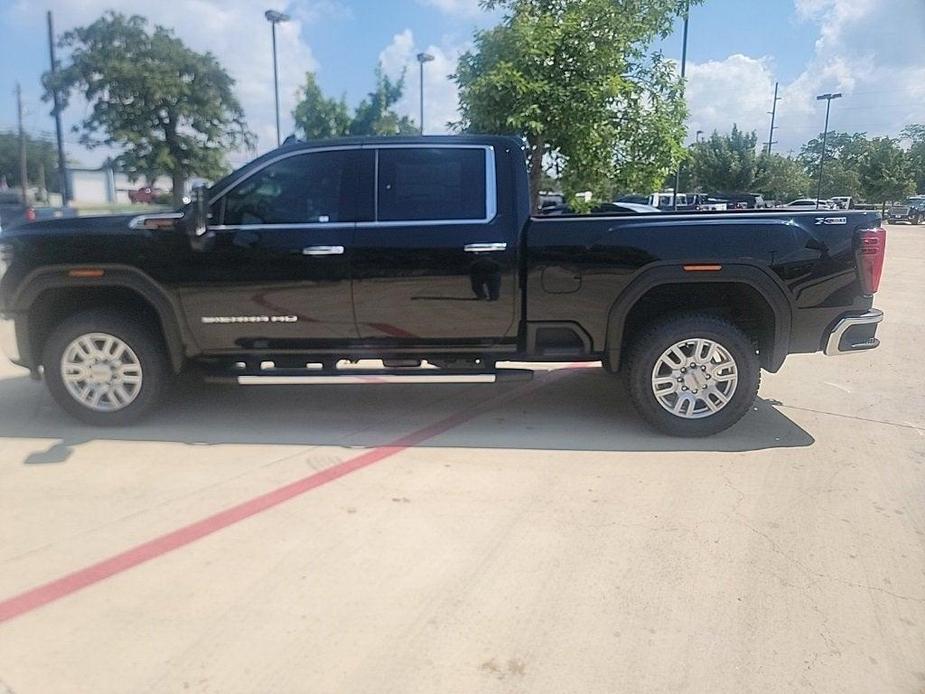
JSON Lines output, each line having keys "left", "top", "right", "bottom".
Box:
{"left": 0, "top": 135, "right": 886, "bottom": 436}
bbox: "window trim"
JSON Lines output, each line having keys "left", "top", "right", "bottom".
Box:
{"left": 372, "top": 144, "right": 497, "bottom": 226}
{"left": 207, "top": 143, "right": 497, "bottom": 230}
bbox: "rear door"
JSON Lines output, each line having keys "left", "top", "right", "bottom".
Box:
{"left": 351, "top": 145, "right": 518, "bottom": 344}
{"left": 178, "top": 147, "right": 373, "bottom": 351}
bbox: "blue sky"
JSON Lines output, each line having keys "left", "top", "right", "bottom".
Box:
{"left": 1, "top": 0, "right": 922, "bottom": 168}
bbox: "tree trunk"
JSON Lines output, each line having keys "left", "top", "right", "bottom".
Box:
{"left": 529, "top": 134, "right": 545, "bottom": 214}
{"left": 171, "top": 170, "right": 186, "bottom": 208}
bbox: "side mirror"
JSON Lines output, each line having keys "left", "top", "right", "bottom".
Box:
{"left": 191, "top": 184, "right": 208, "bottom": 237}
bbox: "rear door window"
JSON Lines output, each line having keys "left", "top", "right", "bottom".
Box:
{"left": 376, "top": 147, "right": 488, "bottom": 222}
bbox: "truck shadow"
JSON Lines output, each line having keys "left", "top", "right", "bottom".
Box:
{"left": 0, "top": 366, "right": 814, "bottom": 465}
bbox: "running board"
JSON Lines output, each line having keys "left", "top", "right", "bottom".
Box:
{"left": 203, "top": 368, "right": 534, "bottom": 386}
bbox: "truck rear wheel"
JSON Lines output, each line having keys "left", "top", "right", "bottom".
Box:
{"left": 625, "top": 314, "right": 760, "bottom": 437}
{"left": 42, "top": 310, "right": 170, "bottom": 426}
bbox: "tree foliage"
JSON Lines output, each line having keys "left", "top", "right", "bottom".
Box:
{"left": 453, "top": 0, "right": 691, "bottom": 209}
{"left": 688, "top": 125, "right": 760, "bottom": 192}
{"left": 44, "top": 12, "right": 253, "bottom": 204}
{"left": 798, "top": 131, "right": 867, "bottom": 198}
{"left": 754, "top": 153, "right": 812, "bottom": 203}
{"left": 901, "top": 123, "right": 925, "bottom": 193}
{"left": 0, "top": 132, "right": 61, "bottom": 193}
{"left": 858, "top": 136, "right": 914, "bottom": 207}
{"left": 292, "top": 67, "right": 417, "bottom": 140}
{"left": 292, "top": 73, "right": 351, "bottom": 140}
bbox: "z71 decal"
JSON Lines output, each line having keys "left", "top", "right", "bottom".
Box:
{"left": 814, "top": 216, "right": 847, "bottom": 225}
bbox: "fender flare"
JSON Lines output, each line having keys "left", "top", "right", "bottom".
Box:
{"left": 11, "top": 264, "right": 195, "bottom": 373}
{"left": 604, "top": 264, "right": 793, "bottom": 373}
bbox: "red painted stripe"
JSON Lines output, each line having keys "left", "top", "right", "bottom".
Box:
{"left": 0, "top": 367, "right": 583, "bottom": 624}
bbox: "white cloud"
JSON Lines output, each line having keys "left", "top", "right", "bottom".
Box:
{"left": 686, "top": 0, "right": 925, "bottom": 154}
{"left": 378, "top": 29, "right": 467, "bottom": 134}
{"left": 6, "top": 1, "right": 340, "bottom": 165}
{"left": 416, "top": 0, "right": 484, "bottom": 18}
{"left": 686, "top": 55, "right": 778, "bottom": 145}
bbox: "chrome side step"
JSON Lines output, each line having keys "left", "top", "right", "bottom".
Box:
{"left": 238, "top": 373, "right": 498, "bottom": 385}
{"left": 205, "top": 368, "right": 534, "bottom": 386}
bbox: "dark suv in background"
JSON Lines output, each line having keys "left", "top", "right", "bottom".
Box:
{"left": 886, "top": 196, "right": 925, "bottom": 225}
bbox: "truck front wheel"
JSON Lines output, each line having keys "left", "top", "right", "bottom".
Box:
{"left": 42, "top": 310, "right": 170, "bottom": 426}
{"left": 625, "top": 314, "right": 760, "bottom": 437}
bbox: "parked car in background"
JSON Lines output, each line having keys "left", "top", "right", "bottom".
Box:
{"left": 648, "top": 192, "right": 689, "bottom": 210}
{"left": 616, "top": 194, "right": 651, "bottom": 206}
{"left": 128, "top": 186, "right": 164, "bottom": 204}
{"left": 713, "top": 192, "right": 766, "bottom": 209}
{"left": 886, "top": 196, "right": 925, "bottom": 225}
{"left": 539, "top": 201, "right": 661, "bottom": 215}
{"left": 781, "top": 198, "right": 837, "bottom": 210}
{"left": 0, "top": 192, "right": 33, "bottom": 231}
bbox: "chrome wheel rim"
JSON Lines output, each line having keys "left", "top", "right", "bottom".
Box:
{"left": 651, "top": 338, "right": 738, "bottom": 419}
{"left": 60, "top": 333, "right": 143, "bottom": 412}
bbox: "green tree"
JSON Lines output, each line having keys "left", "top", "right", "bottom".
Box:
{"left": 44, "top": 12, "right": 253, "bottom": 205}
{"left": 349, "top": 67, "right": 418, "bottom": 136}
{"left": 292, "top": 66, "right": 417, "bottom": 140}
{"left": 292, "top": 73, "right": 351, "bottom": 140}
{"left": 901, "top": 123, "right": 925, "bottom": 193}
{"left": 858, "top": 136, "right": 914, "bottom": 210}
{"left": 754, "top": 153, "right": 811, "bottom": 203}
{"left": 0, "top": 132, "right": 61, "bottom": 193}
{"left": 688, "top": 125, "right": 760, "bottom": 193}
{"left": 453, "top": 0, "right": 690, "bottom": 210}
{"left": 798, "top": 131, "right": 867, "bottom": 198}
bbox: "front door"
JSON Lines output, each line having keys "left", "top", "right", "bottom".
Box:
{"left": 178, "top": 148, "right": 373, "bottom": 351}
{"left": 352, "top": 145, "right": 518, "bottom": 345}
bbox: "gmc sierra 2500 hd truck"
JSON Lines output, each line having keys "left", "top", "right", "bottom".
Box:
{"left": 0, "top": 135, "right": 885, "bottom": 436}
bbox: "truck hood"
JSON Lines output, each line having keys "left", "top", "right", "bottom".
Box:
{"left": 1, "top": 214, "right": 137, "bottom": 237}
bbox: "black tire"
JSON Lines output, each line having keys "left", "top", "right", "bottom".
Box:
{"left": 625, "top": 314, "right": 760, "bottom": 437}
{"left": 41, "top": 310, "right": 170, "bottom": 426}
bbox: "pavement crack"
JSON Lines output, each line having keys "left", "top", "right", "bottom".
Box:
{"left": 732, "top": 512, "right": 925, "bottom": 604}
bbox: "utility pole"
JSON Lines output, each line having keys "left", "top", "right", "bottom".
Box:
{"left": 16, "top": 83, "right": 27, "bottom": 206}
{"left": 815, "top": 92, "right": 842, "bottom": 208}
{"left": 765, "top": 81, "right": 780, "bottom": 156}
{"left": 264, "top": 10, "right": 290, "bottom": 147}
{"left": 672, "top": 0, "right": 690, "bottom": 211}
{"left": 416, "top": 52, "right": 435, "bottom": 135}
{"left": 47, "top": 11, "right": 69, "bottom": 203}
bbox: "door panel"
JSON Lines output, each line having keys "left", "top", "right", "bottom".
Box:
{"left": 352, "top": 146, "right": 517, "bottom": 344}
{"left": 178, "top": 148, "right": 373, "bottom": 351}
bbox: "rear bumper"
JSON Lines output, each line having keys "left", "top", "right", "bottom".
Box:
{"left": 824, "top": 309, "right": 883, "bottom": 356}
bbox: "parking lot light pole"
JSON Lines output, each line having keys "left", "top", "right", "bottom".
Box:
{"left": 265, "top": 10, "right": 290, "bottom": 147}
{"left": 416, "top": 52, "right": 435, "bottom": 135}
{"left": 815, "top": 92, "right": 842, "bottom": 209}
{"left": 672, "top": 0, "right": 690, "bottom": 211}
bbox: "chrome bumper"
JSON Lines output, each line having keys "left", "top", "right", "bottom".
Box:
{"left": 824, "top": 309, "right": 883, "bottom": 356}
{"left": 0, "top": 312, "right": 21, "bottom": 363}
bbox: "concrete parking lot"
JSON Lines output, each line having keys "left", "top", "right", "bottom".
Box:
{"left": 0, "top": 224, "right": 922, "bottom": 694}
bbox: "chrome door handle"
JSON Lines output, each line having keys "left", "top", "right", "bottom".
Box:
{"left": 464, "top": 242, "right": 507, "bottom": 253}
{"left": 302, "top": 245, "right": 345, "bottom": 256}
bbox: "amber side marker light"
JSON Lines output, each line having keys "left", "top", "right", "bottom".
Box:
{"left": 68, "top": 269, "right": 105, "bottom": 278}
{"left": 682, "top": 264, "right": 722, "bottom": 272}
